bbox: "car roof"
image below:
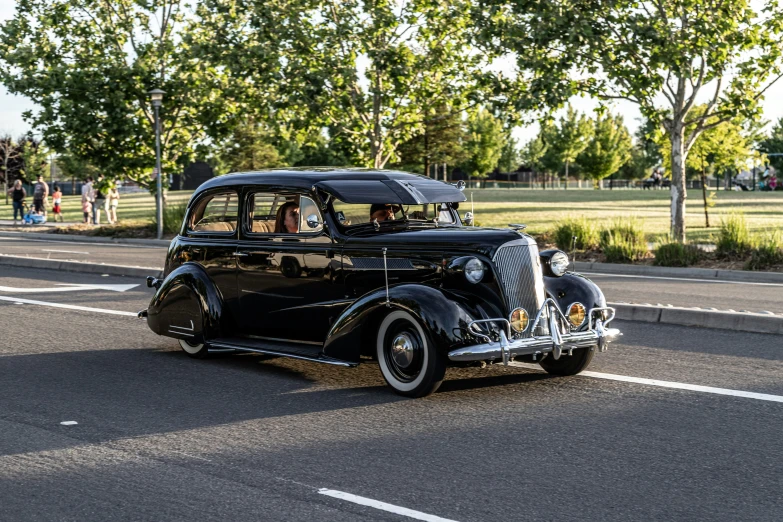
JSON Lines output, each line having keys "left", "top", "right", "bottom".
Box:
{"left": 195, "top": 168, "right": 467, "bottom": 204}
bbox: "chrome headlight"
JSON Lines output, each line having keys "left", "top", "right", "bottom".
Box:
{"left": 464, "top": 257, "right": 484, "bottom": 284}
{"left": 550, "top": 251, "right": 569, "bottom": 277}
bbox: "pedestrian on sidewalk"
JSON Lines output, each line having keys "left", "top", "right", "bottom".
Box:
{"left": 107, "top": 185, "right": 120, "bottom": 224}
{"left": 81, "top": 176, "right": 94, "bottom": 224}
{"left": 7, "top": 179, "right": 26, "bottom": 225}
{"left": 52, "top": 184, "right": 64, "bottom": 222}
{"left": 32, "top": 175, "right": 49, "bottom": 217}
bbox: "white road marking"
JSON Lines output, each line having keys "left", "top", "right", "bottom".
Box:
{"left": 0, "top": 296, "right": 138, "bottom": 316}
{"left": 60, "top": 421, "right": 78, "bottom": 426}
{"left": 318, "top": 489, "right": 459, "bottom": 522}
{"left": 0, "top": 283, "right": 138, "bottom": 293}
{"left": 41, "top": 249, "right": 89, "bottom": 254}
{"left": 583, "top": 272, "right": 783, "bottom": 287}
{"left": 0, "top": 236, "right": 162, "bottom": 249}
{"left": 509, "top": 362, "right": 783, "bottom": 403}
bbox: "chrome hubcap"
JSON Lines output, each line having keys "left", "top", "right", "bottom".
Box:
{"left": 391, "top": 333, "right": 415, "bottom": 368}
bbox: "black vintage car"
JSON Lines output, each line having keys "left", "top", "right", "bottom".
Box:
{"left": 140, "top": 169, "right": 621, "bottom": 397}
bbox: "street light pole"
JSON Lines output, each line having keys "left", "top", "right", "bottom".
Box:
{"left": 148, "top": 89, "right": 165, "bottom": 240}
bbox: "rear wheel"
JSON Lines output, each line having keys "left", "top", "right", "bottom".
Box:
{"left": 178, "top": 339, "right": 209, "bottom": 359}
{"left": 376, "top": 310, "right": 445, "bottom": 398}
{"left": 538, "top": 347, "right": 594, "bottom": 376}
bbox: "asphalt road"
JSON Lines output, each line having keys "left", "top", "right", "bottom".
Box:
{"left": 1, "top": 267, "right": 782, "bottom": 521}
{"left": 0, "top": 236, "right": 164, "bottom": 268}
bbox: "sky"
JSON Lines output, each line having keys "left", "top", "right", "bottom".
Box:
{"left": 2, "top": 0, "right": 783, "bottom": 147}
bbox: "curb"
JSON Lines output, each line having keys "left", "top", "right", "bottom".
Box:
{"left": 0, "top": 230, "right": 170, "bottom": 248}
{"left": 610, "top": 302, "right": 783, "bottom": 335}
{"left": 0, "top": 255, "right": 162, "bottom": 279}
{"left": 574, "top": 261, "right": 783, "bottom": 284}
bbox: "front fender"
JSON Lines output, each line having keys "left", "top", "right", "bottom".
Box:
{"left": 146, "top": 262, "right": 225, "bottom": 343}
{"left": 544, "top": 272, "right": 607, "bottom": 316}
{"left": 322, "top": 284, "right": 472, "bottom": 363}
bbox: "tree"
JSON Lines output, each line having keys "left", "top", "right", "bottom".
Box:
{"left": 577, "top": 113, "right": 632, "bottom": 187}
{"left": 0, "top": 135, "right": 22, "bottom": 204}
{"left": 759, "top": 118, "right": 783, "bottom": 174}
{"left": 520, "top": 132, "right": 549, "bottom": 174}
{"left": 461, "top": 107, "right": 505, "bottom": 179}
{"left": 212, "top": 118, "right": 282, "bottom": 175}
{"left": 484, "top": 0, "right": 783, "bottom": 241}
{"left": 394, "top": 105, "right": 468, "bottom": 177}
{"left": 497, "top": 134, "right": 521, "bottom": 173}
{"left": 0, "top": 0, "right": 241, "bottom": 190}
{"left": 547, "top": 106, "right": 592, "bottom": 187}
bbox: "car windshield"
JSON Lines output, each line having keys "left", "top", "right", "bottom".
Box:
{"left": 331, "top": 199, "right": 457, "bottom": 229}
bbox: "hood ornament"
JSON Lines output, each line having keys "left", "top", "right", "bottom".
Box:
{"left": 508, "top": 223, "right": 527, "bottom": 231}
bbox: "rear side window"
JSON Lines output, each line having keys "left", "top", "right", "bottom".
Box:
{"left": 246, "top": 192, "right": 323, "bottom": 234}
{"left": 189, "top": 191, "right": 238, "bottom": 233}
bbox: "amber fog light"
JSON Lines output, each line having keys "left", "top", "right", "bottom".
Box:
{"left": 509, "top": 308, "right": 529, "bottom": 333}
{"left": 567, "top": 302, "right": 586, "bottom": 328}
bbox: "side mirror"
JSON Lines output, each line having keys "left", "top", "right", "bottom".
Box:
{"left": 463, "top": 211, "right": 474, "bottom": 226}
{"left": 306, "top": 214, "right": 321, "bottom": 229}
{"left": 456, "top": 180, "right": 466, "bottom": 191}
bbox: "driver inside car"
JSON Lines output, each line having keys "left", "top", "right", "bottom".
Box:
{"left": 370, "top": 203, "right": 400, "bottom": 222}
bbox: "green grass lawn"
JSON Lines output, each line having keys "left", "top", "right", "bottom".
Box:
{"left": 465, "top": 188, "right": 783, "bottom": 243}
{"left": 1, "top": 187, "right": 780, "bottom": 243}
{"left": 0, "top": 190, "right": 194, "bottom": 225}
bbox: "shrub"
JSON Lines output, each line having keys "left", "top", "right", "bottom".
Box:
{"left": 716, "top": 213, "right": 752, "bottom": 258}
{"left": 553, "top": 217, "right": 600, "bottom": 251}
{"left": 599, "top": 219, "right": 647, "bottom": 263}
{"left": 746, "top": 230, "right": 783, "bottom": 270}
{"left": 653, "top": 240, "right": 703, "bottom": 267}
{"left": 152, "top": 201, "right": 188, "bottom": 235}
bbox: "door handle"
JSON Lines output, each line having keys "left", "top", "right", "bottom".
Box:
{"left": 234, "top": 251, "right": 250, "bottom": 257}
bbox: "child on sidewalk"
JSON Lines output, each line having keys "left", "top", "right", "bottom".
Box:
{"left": 82, "top": 197, "right": 92, "bottom": 223}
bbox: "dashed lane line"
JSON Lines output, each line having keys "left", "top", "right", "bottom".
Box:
{"left": 509, "top": 362, "right": 783, "bottom": 403}
{"left": 0, "top": 295, "right": 139, "bottom": 317}
{"left": 318, "top": 489, "right": 459, "bottom": 522}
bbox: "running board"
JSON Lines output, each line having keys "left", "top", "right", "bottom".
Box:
{"left": 208, "top": 340, "right": 357, "bottom": 367}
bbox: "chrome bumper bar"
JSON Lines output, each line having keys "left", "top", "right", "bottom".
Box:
{"left": 448, "top": 300, "right": 621, "bottom": 365}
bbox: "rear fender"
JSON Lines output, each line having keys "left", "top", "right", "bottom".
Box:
{"left": 146, "top": 263, "right": 224, "bottom": 344}
{"left": 323, "top": 284, "right": 472, "bottom": 363}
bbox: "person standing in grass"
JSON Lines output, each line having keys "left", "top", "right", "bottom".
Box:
{"left": 92, "top": 174, "right": 107, "bottom": 225}
{"left": 7, "top": 179, "right": 26, "bottom": 225}
{"left": 81, "top": 176, "right": 94, "bottom": 224}
{"left": 107, "top": 184, "right": 120, "bottom": 224}
{"left": 32, "top": 175, "right": 49, "bottom": 216}
{"left": 51, "top": 184, "right": 63, "bottom": 222}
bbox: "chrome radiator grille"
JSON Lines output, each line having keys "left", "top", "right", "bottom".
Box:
{"left": 492, "top": 238, "right": 546, "bottom": 336}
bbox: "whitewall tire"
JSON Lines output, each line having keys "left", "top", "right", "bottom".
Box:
{"left": 376, "top": 310, "right": 445, "bottom": 398}
{"left": 178, "top": 338, "right": 209, "bottom": 358}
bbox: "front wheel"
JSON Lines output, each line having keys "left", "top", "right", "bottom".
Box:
{"left": 178, "top": 339, "right": 209, "bottom": 359}
{"left": 376, "top": 310, "right": 445, "bottom": 398}
{"left": 538, "top": 347, "right": 594, "bottom": 376}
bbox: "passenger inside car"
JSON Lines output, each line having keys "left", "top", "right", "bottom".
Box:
{"left": 370, "top": 204, "right": 400, "bottom": 222}
{"left": 275, "top": 201, "right": 300, "bottom": 233}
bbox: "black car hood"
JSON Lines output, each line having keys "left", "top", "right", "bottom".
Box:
{"left": 343, "top": 226, "right": 530, "bottom": 258}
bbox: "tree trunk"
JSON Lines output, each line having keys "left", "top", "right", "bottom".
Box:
{"left": 669, "top": 124, "right": 687, "bottom": 242}
{"left": 701, "top": 171, "right": 710, "bottom": 228}
{"left": 564, "top": 160, "right": 569, "bottom": 190}
{"left": 423, "top": 129, "right": 430, "bottom": 177}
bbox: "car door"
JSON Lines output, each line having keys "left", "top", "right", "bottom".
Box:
{"left": 236, "top": 190, "right": 346, "bottom": 344}
{"left": 180, "top": 189, "right": 240, "bottom": 323}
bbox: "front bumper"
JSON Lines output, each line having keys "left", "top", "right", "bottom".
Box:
{"left": 448, "top": 299, "right": 621, "bottom": 365}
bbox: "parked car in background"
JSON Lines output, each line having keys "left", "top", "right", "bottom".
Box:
{"left": 140, "top": 169, "right": 621, "bottom": 397}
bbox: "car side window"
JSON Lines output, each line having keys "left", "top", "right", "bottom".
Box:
{"left": 189, "top": 191, "right": 238, "bottom": 233}
{"left": 245, "top": 192, "right": 324, "bottom": 235}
